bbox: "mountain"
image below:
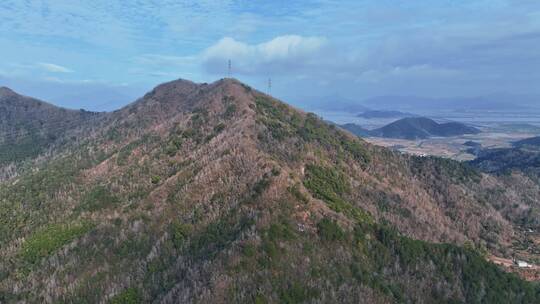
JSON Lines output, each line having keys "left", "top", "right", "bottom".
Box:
{"left": 360, "top": 94, "right": 540, "bottom": 112}
{"left": 357, "top": 110, "right": 417, "bottom": 119}
{"left": 369, "top": 117, "right": 481, "bottom": 140}
{"left": 0, "top": 87, "right": 104, "bottom": 167}
{"left": 1, "top": 79, "right": 540, "bottom": 303}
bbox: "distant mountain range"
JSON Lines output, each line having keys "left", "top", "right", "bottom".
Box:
{"left": 341, "top": 117, "right": 481, "bottom": 140}
{"left": 360, "top": 94, "right": 540, "bottom": 112}
{"left": 301, "top": 93, "right": 540, "bottom": 116}
{"left": 356, "top": 110, "right": 417, "bottom": 119}
{"left": 303, "top": 95, "right": 370, "bottom": 112}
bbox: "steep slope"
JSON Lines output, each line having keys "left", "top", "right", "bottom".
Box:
{"left": 339, "top": 123, "right": 372, "bottom": 137}
{"left": 1, "top": 79, "right": 539, "bottom": 303}
{"left": 0, "top": 87, "right": 104, "bottom": 168}
{"left": 370, "top": 117, "right": 480, "bottom": 139}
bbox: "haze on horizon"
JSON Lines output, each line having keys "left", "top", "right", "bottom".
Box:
{"left": 0, "top": 0, "right": 539, "bottom": 111}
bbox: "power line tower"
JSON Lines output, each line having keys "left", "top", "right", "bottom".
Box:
{"left": 267, "top": 78, "right": 272, "bottom": 95}
{"left": 227, "top": 59, "right": 231, "bottom": 78}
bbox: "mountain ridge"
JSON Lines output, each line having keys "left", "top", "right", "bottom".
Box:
{"left": 0, "top": 87, "right": 105, "bottom": 169}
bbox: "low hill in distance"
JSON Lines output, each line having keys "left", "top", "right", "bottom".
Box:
{"left": 340, "top": 117, "right": 481, "bottom": 140}
{"left": 371, "top": 117, "right": 481, "bottom": 140}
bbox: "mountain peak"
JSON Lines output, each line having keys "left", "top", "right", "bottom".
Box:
{"left": 0, "top": 86, "right": 17, "bottom": 97}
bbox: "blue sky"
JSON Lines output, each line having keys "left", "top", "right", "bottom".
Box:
{"left": 0, "top": 0, "right": 539, "bottom": 111}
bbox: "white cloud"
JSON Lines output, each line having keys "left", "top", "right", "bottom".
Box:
{"left": 37, "top": 62, "right": 73, "bottom": 73}
{"left": 202, "top": 35, "right": 327, "bottom": 75}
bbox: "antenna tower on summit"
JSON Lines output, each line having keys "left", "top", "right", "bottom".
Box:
{"left": 268, "top": 78, "right": 272, "bottom": 95}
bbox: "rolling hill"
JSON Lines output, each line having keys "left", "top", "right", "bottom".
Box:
{"left": 340, "top": 117, "right": 481, "bottom": 140}
{"left": 370, "top": 117, "right": 480, "bottom": 140}
{"left": 0, "top": 79, "right": 539, "bottom": 303}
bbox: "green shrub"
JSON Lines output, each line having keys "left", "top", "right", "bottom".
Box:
{"left": 317, "top": 218, "right": 345, "bottom": 241}
{"left": 224, "top": 104, "right": 237, "bottom": 118}
{"left": 303, "top": 164, "right": 349, "bottom": 203}
{"left": 109, "top": 288, "right": 141, "bottom": 304}
{"left": 214, "top": 123, "right": 226, "bottom": 133}
{"left": 20, "top": 222, "right": 93, "bottom": 264}
{"left": 252, "top": 178, "right": 271, "bottom": 197}
{"left": 303, "top": 164, "right": 372, "bottom": 223}
{"left": 79, "top": 185, "right": 119, "bottom": 212}
{"left": 151, "top": 176, "right": 161, "bottom": 184}
{"left": 170, "top": 221, "right": 192, "bottom": 249}
{"left": 242, "top": 243, "right": 257, "bottom": 257}
{"left": 279, "top": 282, "right": 319, "bottom": 304}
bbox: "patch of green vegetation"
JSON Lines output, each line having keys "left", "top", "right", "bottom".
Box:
{"left": 299, "top": 114, "right": 371, "bottom": 166}
{"left": 170, "top": 221, "right": 192, "bottom": 249}
{"left": 303, "top": 164, "right": 372, "bottom": 223}
{"left": 20, "top": 221, "right": 93, "bottom": 265}
{"left": 252, "top": 177, "right": 271, "bottom": 197}
{"left": 105, "top": 127, "right": 122, "bottom": 142}
{"left": 254, "top": 95, "right": 371, "bottom": 165}
{"left": 164, "top": 135, "right": 183, "bottom": 156}
{"left": 0, "top": 134, "right": 53, "bottom": 165}
{"left": 317, "top": 218, "right": 345, "bottom": 241}
{"left": 109, "top": 288, "right": 141, "bottom": 304}
{"left": 79, "top": 185, "right": 119, "bottom": 212}
{"left": 151, "top": 175, "right": 161, "bottom": 184}
{"left": 213, "top": 123, "right": 226, "bottom": 133}
{"left": 412, "top": 156, "right": 481, "bottom": 184}
{"left": 256, "top": 218, "right": 298, "bottom": 270}
{"left": 224, "top": 104, "right": 237, "bottom": 119}
{"left": 188, "top": 213, "right": 254, "bottom": 259}
{"left": 279, "top": 282, "right": 320, "bottom": 304}
{"left": 254, "top": 96, "right": 300, "bottom": 141}
{"left": 373, "top": 191, "right": 411, "bottom": 218}
{"left": 303, "top": 164, "right": 350, "bottom": 198}
{"left": 114, "top": 234, "right": 152, "bottom": 260}
{"left": 242, "top": 243, "right": 257, "bottom": 257}
{"left": 267, "top": 221, "right": 296, "bottom": 242}
{"left": 117, "top": 134, "right": 161, "bottom": 165}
